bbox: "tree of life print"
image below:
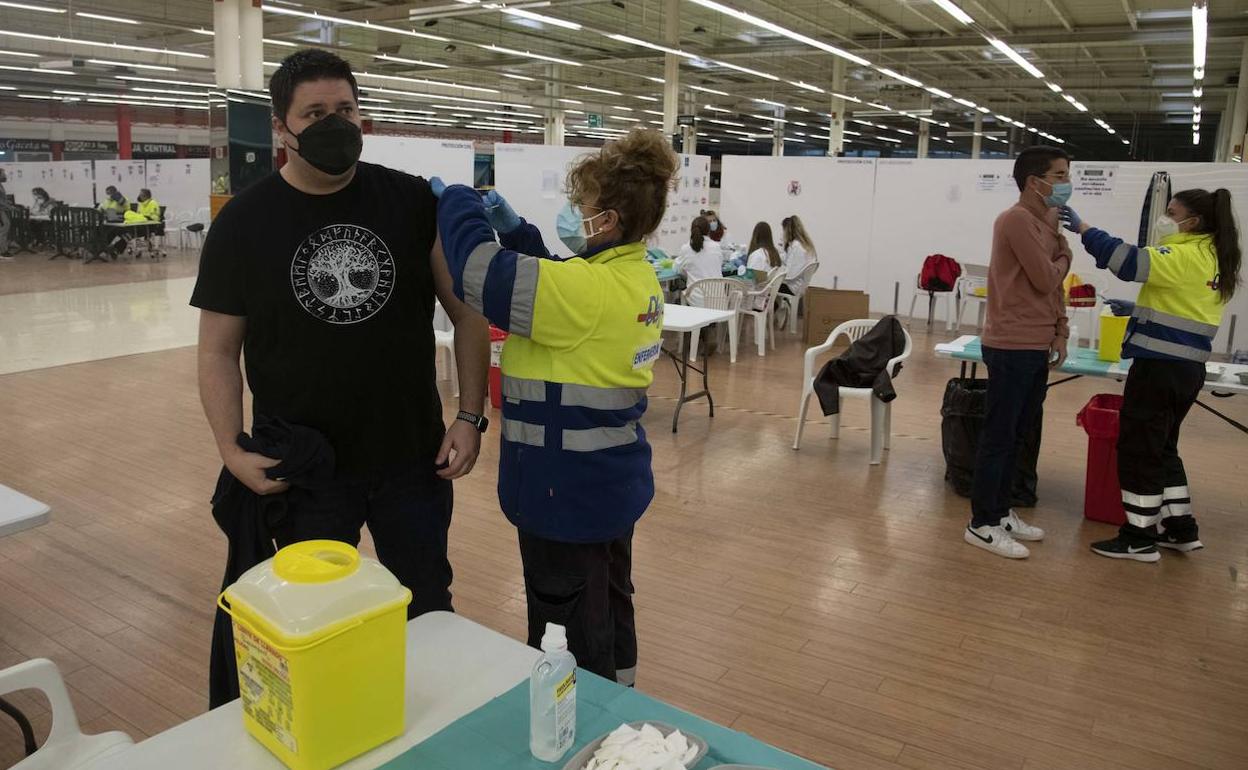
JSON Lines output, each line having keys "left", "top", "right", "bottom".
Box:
{"left": 307, "top": 239, "right": 379, "bottom": 309}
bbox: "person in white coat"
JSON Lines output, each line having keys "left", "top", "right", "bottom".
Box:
{"left": 780, "top": 215, "right": 816, "bottom": 295}
{"left": 675, "top": 216, "right": 725, "bottom": 302}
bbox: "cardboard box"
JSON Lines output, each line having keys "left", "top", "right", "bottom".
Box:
{"left": 803, "top": 288, "right": 871, "bottom": 346}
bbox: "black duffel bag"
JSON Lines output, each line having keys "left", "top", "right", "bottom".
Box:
{"left": 940, "top": 377, "right": 1041, "bottom": 507}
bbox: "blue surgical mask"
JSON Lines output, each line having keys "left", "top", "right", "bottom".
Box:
{"left": 556, "top": 201, "right": 608, "bottom": 255}
{"left": 708, "top": 220, "right": 720, "bottom": 232}
{"left": 1040, "top": 179, "right": 1072, "bottom": 208}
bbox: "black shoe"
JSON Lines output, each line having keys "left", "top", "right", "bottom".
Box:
{"left": 1156, "top": 518, "right": 1203, "bottom": 552}
{"left": 1091, "top": 535, "right": 1160, "bottom": 563}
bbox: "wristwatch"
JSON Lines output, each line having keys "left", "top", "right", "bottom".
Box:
{"left": 456, "top": 410, "right": 489, "bottom": 433}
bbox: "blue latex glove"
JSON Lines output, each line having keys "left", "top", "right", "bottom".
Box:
{"left": 1058, "top": 205, "right": 1082, "bottom": 233}
{"left": 482, "top": 189, "right": 522, "bottom": 234}
{"left": 1106, "top": 298, "right": 1135, "bottom": 317}
{"left": 429, "top": 176, "right": 446, "bottom": 198}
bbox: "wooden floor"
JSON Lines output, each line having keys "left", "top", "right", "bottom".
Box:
{"left": 1, "top": 304, "right": 1247, "bottom": 768}
{"left": 0, "top": 247, "right": 201, "bottom": 296}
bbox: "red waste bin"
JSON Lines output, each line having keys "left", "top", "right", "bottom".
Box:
{"left": 488, "top": 326, "right": 508, "bottom": 410}
{"left": 1075, "top": 394, "right": 1126, "bottom": 525}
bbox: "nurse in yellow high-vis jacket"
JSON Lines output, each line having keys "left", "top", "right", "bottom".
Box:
{"left": 433, "top": 128, "right": 676, "bottom": 684}
{"left": 1061, "top": 189, "right": 1242, "bottom": 562}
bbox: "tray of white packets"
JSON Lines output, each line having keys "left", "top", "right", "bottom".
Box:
{"left": 564, "top": 722, "right": 708, "bottom": 770}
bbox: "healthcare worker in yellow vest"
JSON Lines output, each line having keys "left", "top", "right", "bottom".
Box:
{"left": 431, "top": 128, "right": 675, "bottom": 684}
{"left": 136, "top": 188, "right": 161, "bottom": 221}
{"left": 1061, "top": 189, "right": 1242, "bottom": 562}
{"left": 99, "top": 186, "right": 128, "bottom": 217}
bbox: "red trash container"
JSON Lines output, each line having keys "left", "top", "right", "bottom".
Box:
{"left": 488, "top": 326, "right": 508, "bottom": 410}
{"left": 1075, "top": 394, "right": 1126, "bottom": 525}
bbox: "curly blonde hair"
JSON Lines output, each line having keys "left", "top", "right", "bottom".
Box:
{"left": 566, "top": 128, "right": 679, "bottom": 243}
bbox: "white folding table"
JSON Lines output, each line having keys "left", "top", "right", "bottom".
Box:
{"left": 661, "top": 303, "right": 737, "bottom": 433}
{"left": 86, "top": 612, "right": 540, "bottom": 770}
{"left": 0, "top": 484, "right": 49, "bottom": 756}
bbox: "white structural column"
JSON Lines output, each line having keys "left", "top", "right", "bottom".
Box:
{"left": 772, "top": 107, "right": 784, "bottom": 156}
{"left": 1227, "top": 43, "right": 1248, "bottom": 161}
{"left": 1216, "top": 92, "right": 1234, "bottom": 161}
{"left": 662, "top": 0, "right": 680, "bottom": 139}
{"left": 916, "top": 96, "right": 931, "bottom": 158}
{"left": 213, "top": 0, "right": 241, "bottom": 88}
{"left": 681, "top": 91, "right": 697, "bottom": 153}
{"left": 545, "top": 63, "right": 565, "bottom": 146}
{"left": 827, "top": 58, "right": 846, "bottom": 156}
{"left": 972, "top": 113, "right": 983, "bottom": 159}
{"left": 239, "top": 0, "right": 264, "bottom": 91}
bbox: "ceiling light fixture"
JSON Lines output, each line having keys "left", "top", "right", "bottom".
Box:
{"left": 479, "top": 44, "right": 581, "bottom": 67}
{"left": 0, "top": 49, "right": 39, "bottom": 58}
{"left": 1192, "top": 2, "right": 1207, "bottom": 80}
{"left": 930, "top": 0, "right": 975, "bottom": 25}
{"left": 376, "top": 54, "right": 449, "bottom": 69}
{"left": 577, "top": 85, "right": 623, "bottom": 96}
{"left": 75, "top": 12, "right": 139, "bottom": 25}
{"left": 502, "top": 8, "right": 582, "bottom": 30}
{"left": 262, "top": 6, "right": 449, "bottom": 42}
{"left": 687, "top": 0, "right": 870, "bottom": 65}
{"left": 0, "top": 1, "right": 64, "bottom": 13}
{"left": 88, "top": 59, "right": 177, "bottom": 72}
{"left": 0, "top": 63, "right": 74, "bottom": 74}
{"left": 878, "top": 67, "right": 923, "bottom": 88}
{"left": 688, "top": 85, "right": 730, "bottom": 96}
{"left": 607, "top": 34, "right": 693, "bottom": 59}
{"left": 988, "top": 38, "right": 1044, "bottom": 78}
{"left": 0, "top": 30, "right": 208, "bottom": 58}
{"left": 501, "top": 73, "right": 535, "bottom": 81}
{"left": 926, "top": 86, "right": 953, "bottom": 99}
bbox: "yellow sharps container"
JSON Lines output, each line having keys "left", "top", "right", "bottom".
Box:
{"left": 220, "top": 541, "right": 412, "bottom": 770}
{"left": 1098, "top": 307, "right": 1130, "bottom": 362}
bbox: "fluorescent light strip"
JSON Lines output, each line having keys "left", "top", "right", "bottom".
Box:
{"left": 115, "top": 75, "right": 213, "bottom": 88}
{"left": 88, "top": 59, "right": 177, "bottom": 72}
{"left": 873, "top": 135, "right": 902, "bottom": 144}
{"left": 19, "top": 93, "right": 76, "bottom": 100}
{"left": 868, "top": 102, "right": 893, "bottom": 111}
{"left": 75, "top": 11, "right": 138, "bottom": 25}
{"left": 878, "top": 67, "right": 923, "bottom": 88}
{"left": 789, "top": 81, "right": 824, "bottom": 93}
{"left": 687, "top": 0, "right": 870, "bottom": 66}
{"left": 833, "top": 92, "right": 862, "bottom": 104}
{"left": 358, "top": 72, "right": 497, "bottom": 94}
{"left": 502, "top": 73, "right": 536, "bottom": 81}
{"left": 688, "top": 85, "right": 730, "bottom": 96}
{"left": 0, "top": 85, "right": 15, "bottom": 90}
{"left": 0, "top": 1, "right": 63, "bottom": 13}
{"left": 86, "top": 97, "right": 206, "bottom": 109}
{"left": 609, "top": 106, "right": 633, "bottom": 112}
{"left": 931, "top": 0, "right": 974, "bottom": 25}
{"left": 577, "top": 85, "right": 623, "bottom": 96}
{"left": 262, "top": 6, "right": 449, "bottom": 42}
{"left": 132, "top": 87, "right": 212, "bottom": 97}
{"left": 926, "top": 86, "right": 953, "bottom": 99}
{"left": 952, "top": 97, "right": 977, "bottom": 108}
{"left": 710, "top": 58, "right": 780, "bottom": 82}
{"left": 643, "top": 109, "right": 664, "bottom": 116}
{"left": 360, "top": 85, "right": 528, "bottom": 110}
{"left": 0, "top": 63, "right": 74, "bottom": 75}
{"left": 264, "top": 38, "right": 298, "bottom": 48}
{"left": 0, "top": 30, "right": 208, "bottom": 59}
{"left": 503, "top": 8, "right": 582, "bottom": 30}
{"left": 479, "top": 44, "right": 581, "bottom": 67}
{"left": 634, "top": 95, "right": 659, "bottom": 102}
{"left": 1193, "top": 2, "right": 1207, "bottom": 76}
{"left": 376, "top": 54, "right": 449, "bottom": 69}
{"left": 607, "top": 34, "right": 693, "bottom": 59}
{"left": 1046, "top": 82, "right": 1063, "bottom": 93}
{"left": 753, "top": 98, "right": 787, "bottom": 109}
{"left": 988, "top": 38, "right": 1044, "bottom": 79}
{"left": 0, "top": 49, "right": 39, "bottom": 58}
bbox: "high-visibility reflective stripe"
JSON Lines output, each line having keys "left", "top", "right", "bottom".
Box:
{"left": 462, "top": 241, "right": 500, "bottom": 313}
{"left": 1122, "top": 490, "right": 1163, "bottom": 508}
{"left": 1135, "top": 249, "right": 1152, "bottom": 282}
{"left": 560, "top": 383, "right": 647, "bottom": 410}
{"left": 510, "top": 255, "right": 539, "bottom": 337}
{"left": 1130, "top": 333, "right": 1210, "bottom": 362}
{"left": 1162, "top": 485, "right": 1191, "bottom": 502}
{"left": 1134, "top": 306, "right": 1220, "bottom": 337}
{"left": 615, "top": 666, "right": 637, "bottom": 687}
{"left": 502, "top": 419, "right": 544, "bottom": 447}
{"left": 562, "top": 422, "right": 639, "bottom": 452}
{"left": 502, "top": 375, "right": 546, "bottom": 402}
{"left": 1126, "top": 510, "right": 1162, "bottom": 528}
{"left": 1161, "top": 501, "right": 1193, "bottom": 518}
{"left": 1108, "top": 243, "right": 1133, "bottom": 273}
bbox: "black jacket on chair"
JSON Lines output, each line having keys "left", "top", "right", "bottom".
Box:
{"left": 208, "top": 416, "right": 335, "bottom": 708}
{"left": 813, "top": 316, "right": 906, "bottom": 416}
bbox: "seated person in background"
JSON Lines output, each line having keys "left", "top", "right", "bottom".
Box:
{"left": 31, "top": 187, "right": 55, "bottom": 217}
{"left": 780, "top": 215, "right": 817, "bottom": 294}
{"left": 701, "top": 208, "right": 727, "bottom": 243}
{"left": 746, "top": 221, "right": 782, "bottom": 279}
{"left": 675, "top": 216, "right": 725, "bottom": 302}
{"left": 135, "top": 188, "right": 161, "bottom": 221}
{"left": 99, "top": 186, "right": 128, "bottom": 220}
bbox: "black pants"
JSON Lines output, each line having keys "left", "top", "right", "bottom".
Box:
{"left": 971, "top": 346, "right": 1050, "bottom": 528}
{"left": 1117, "top": 357, "right": 1205, "bottom": 539}
{"left": 270, "top": 465, "right": 455, "bottom": 618}
{"left": 517, "top": 530, "right": 637, "bottom": 684}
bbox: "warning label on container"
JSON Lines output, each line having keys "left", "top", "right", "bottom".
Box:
{"left": 554, "top": 670, "right": 577, "bottom": 752}
{"left": 235, "top": 621, "right": 298, "bottom": 754}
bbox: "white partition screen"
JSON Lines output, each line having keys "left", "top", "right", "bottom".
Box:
{"left": 720, "top": 156, "right": 877, "bottom": 291}
{"left": 0, "top": 161, "right": 95, "bottom": 207}
{"left": 94, "top": 159, "right": 148, "bottom": 205}
{"left": 493, "top": 144, "right": 595, "bottom": 256}
{"left": 654, "top": 154, "right": 712, "bottom": 256}
{"left": 360, "top": 136, "right": 475, "bottom": 186}
{"left": 145, "top": 158, "right": 211, "bottom": 225}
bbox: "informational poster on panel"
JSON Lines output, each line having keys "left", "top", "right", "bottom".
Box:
{"left": 146, "top": 159, "right": 211, "bottom": 224}
{"left": 94, "top": 160, "right": 148, "bottom": 204}
{"left": 1073, "top": 164, "right": 1119, "bottom": 197}
{"left": 655, "top": 154, "right": 711, "bottom": 256}
{"left": 0, "top": 161, "right": 96, "bottom": 207}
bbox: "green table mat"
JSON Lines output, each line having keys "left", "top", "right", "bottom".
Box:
{"left": 378, "top": 669, "right": 828, "bottom": 770}
{"left": 952, "top": 337, "right": 1129, "bottom": 378}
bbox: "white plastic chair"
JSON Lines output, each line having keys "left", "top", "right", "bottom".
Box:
{"left": 906, "top": 271, "right": 956, "bottom": 330}
{"left": 739, "top": 270, "right": 786, "bottom": 357}
{"left": 0, "top": 658, "right": 134, "bottom": 769}
{"left": 775, "top": 261, "right": 819, "bottom": 334}
{"left": 954, "top": 263, "right": 990, "bottom": 331}
{"left": 792, "top": 318, "right": 913, "bottom": 465}
{"left": 433, "top": 302, "right": 458, "bottom": 397}
{"left": 684, "top": 277, "right": 743, "bottom": 364}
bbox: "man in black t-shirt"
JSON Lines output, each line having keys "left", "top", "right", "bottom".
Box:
{"left": 191, "top": 50, "right": 490, "bottom": 616}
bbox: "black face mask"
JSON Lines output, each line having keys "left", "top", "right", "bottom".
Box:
{"left": 288, "top": 113, "right": 363, "bottom": 176}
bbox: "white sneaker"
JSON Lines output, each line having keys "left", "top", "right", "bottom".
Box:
{"left": 1003, "top": 510, "right": 1045, "bottom": 541}
{"left": 964, "top": 524, "right": 1030, "bottom": 559}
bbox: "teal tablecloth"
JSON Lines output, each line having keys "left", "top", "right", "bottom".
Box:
{"left": 377, "top": 669, "right": 827, "bottom": 770}
{"left": 951, "top": 337, "right": 1130, "bottom": 378}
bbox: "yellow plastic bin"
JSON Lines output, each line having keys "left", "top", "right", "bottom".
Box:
{"left": 1098, "top": 309, "right": 1130, "bottom": 362}
{"left": 219, "top": 541, "right": 412, "bottom": 770}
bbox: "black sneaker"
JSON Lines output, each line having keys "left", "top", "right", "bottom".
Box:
{"left": 1091, "top": 535, "right": 1160, "bottom": 563}
{"left": 1156, "top": 519, "right": 1203, "bottom": 552}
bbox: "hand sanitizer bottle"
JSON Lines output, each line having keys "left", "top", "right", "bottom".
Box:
{"left": 529, "top": 623, "right": 577, "bottom": 762}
